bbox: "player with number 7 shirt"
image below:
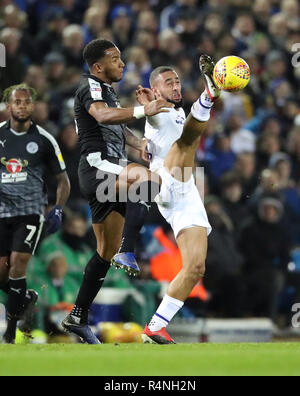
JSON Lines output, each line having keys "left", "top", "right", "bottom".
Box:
{"left": 0, "top": 84, "right": 70, "bottom": 344}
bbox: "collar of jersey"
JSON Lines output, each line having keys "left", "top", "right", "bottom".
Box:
{"left": 4, "top": 120, "right": 36, "bottom": 135}
{"left": 83, "top": 74, "right": 112, "bottom": 88}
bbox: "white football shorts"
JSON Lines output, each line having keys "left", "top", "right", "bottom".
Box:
{"left": 155, "top": 167, "right": 212, "bottom": 239}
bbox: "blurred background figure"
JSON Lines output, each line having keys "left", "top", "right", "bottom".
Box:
{"left": 37, "top": 209, "right": 93, "bottom": 284}
{"left": 204, "top": 196, "right": 245, "bottom": 318}
{"left": 240, "top": 197, "right": 291, "bottom": 322}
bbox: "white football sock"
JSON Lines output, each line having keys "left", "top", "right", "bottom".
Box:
{"left": 191, "top": 91, "right": 214, "bottom": 122}
{"left": 148, "top": 294, "right": 184, "bottom": 332}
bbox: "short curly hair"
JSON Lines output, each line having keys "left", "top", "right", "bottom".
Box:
{"left": 83, "top": 39, "right": 116, "bottom": 68}
{"left": 2, "top": 83, "right": 37, "bottom": 104}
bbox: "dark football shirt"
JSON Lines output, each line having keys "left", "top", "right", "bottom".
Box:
{"left": 74, "top": 74, "right": 127, "bottom": 160}
{"left": 0, "top": 121, "right": 66, "bottom": 218}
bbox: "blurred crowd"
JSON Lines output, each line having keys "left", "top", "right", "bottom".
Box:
{"left": 0, "top": 0, "right": 300, "bottom": 336}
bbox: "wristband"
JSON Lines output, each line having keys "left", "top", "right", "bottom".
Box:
{"left": 133, "top": 106, "right": 145, "bottom": 119}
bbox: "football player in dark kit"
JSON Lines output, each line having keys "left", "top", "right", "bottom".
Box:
{"left": 62, "top": 39, "right": 173, "bottom": 344}
{"left": 0, "top": 84, "right": 70, "bottom": 344}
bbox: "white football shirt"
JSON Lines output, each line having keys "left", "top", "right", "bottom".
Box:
{"left": 145, "top": 108, "right": 186, "bottom": 173}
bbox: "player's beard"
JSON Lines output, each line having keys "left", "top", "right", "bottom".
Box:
{"left": 11, "top": 113, "right": 32, "bottom": 124}
{"left": 167, "top": 98, "right": 184, "bottom": 109}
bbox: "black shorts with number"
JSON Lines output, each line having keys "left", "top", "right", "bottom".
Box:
{"left": 79, "top": 155, "right": 129, "bottom": 224}
{"left": 0, "top": 215, "right": 44, "bottom": 257}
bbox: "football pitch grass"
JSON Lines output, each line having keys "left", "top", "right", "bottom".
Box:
{"left": 0, "top": 343, "right": 300, "bottom": 376}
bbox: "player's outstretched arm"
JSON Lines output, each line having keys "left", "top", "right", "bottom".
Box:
{"left": 88, "top": 99, "right": 174, "bottom": 125}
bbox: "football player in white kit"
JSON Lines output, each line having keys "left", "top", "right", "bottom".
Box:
{"left": 137, "top": 56, "right": 221, "bottom": 344}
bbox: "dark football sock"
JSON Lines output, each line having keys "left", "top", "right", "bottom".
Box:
{"left": 119, "top": 181, "right": 160, "bottom": 253}
{"left": 71, "top": 252, "right": 110, "bottom": 324}
{"left": 3, "top": 277, "right": 27, "bottom": 342}
{"left": 6, "top": 278, "right": 27, "bottom": 317}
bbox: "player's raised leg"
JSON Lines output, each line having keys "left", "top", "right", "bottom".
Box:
{"left": 143, "top": 56, "right": 219, "bottom": 344}
{"left": 165, "top": 55, "right": 220, "bottom": 181}
{"left": 111, "top": 163, "right": 161, "bottom": 275}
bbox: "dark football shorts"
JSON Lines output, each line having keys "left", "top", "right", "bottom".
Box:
{"left": 0, "top": 214, "right": 44, "bottom": 257}
{"left": 79, "top": 154, "right": 129, "bottom": 224}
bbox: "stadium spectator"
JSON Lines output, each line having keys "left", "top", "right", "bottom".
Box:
{"left": 231, "top": 13, "right": 256, "bottom": 53}
{"left": 137, "top": 10, "right": 159, "bottom": 34}
{"left": 227, "top": 114, "right": 257, "bottom": 154}
{"left": 36, "top": 7, "right": 69, "bottom": 60}
{"left": 58, "top": 0, "right": 87, "bottom": 25}
{"left": 220, "top": 171, "right": 251, "bottom": 236}
{"left": 205, "top": 132, "right": 236, "bottom": 188}
{"left": 37, "top": 210, "right": 93, "bottom": 285}
{"left": 61, "top": 24, "right": 85, "bottom": 68}
{"left": 32, "top": 100, "right": 59, "bottom": 137}
{"left": 269, "top": 152, "right": 300, "bottom": 244}
{"left": 110, "top": 5, "right": 134, "bottom": 52}
{"left": 204, "top": 12, "right": 225, "bottom": 40}
{"left": 240, "top": 197, "right": 291, "bottom": 321}
{"left": 44, "top": 52, "right": 66, "bottom": 92}
{"left": 175, "top": 8, "right": 202, "bottom": 49}
{"left": 24, "top": 65, "right": 48, "bottom": 99}
{"left": 268, "top": 12, "right": 289, "bottom": 50}
{"left": 82, "top": 6, "right": 107, "bottom": 45}
{"left": 29, "top": 252, "right": 79, "bottom": 338}
{"left": 204, "top": 196, "right": 245, "bottom": 318}
{"left": 0, "top": 27, "right": 25, "bottom": 89}
{"left": 269, "top": 152, "right": 294, "bottom": 189}
{"left": 249, "top": 168, "right": 281, "bottom": 210}
{"left": 123, "top": 46, "right": 153, "bottom": 89}
{"left": 152, "top": 29, "right": 184, "bottom": 68}
{"left": 287, "top": 127, "right": 300, "bottom": 182}
{"left": 160, "top": 0, "right": 198, "bottom": 31}
{"left": 134, "top": 29, "right": 157, "bottom": 54}
{"left": 1, "top": 4, "right": 39, "bottom": 63}
{"left": 253, "top": 0, "right": 272, "bottom": 31}
{"left": 256, "top": 132, "right": 281, "bottom": 172}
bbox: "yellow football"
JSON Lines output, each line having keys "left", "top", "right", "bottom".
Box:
{"left": 213, "top": 56, "right": 251, "bottom": 92}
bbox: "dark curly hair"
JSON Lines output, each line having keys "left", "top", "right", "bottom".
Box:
{"left": 2, "top": 83, "right": 37, "bottom": 104}
{"left": 83, "top": 39, "right": 116, "bottom": 68}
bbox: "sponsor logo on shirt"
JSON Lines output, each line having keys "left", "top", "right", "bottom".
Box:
{"left": 89, "top": 78, "right": 103, "bottom": 100}
{"left": 26, "top": 142, "right": 39, "bottom": 154}
{"left": 0, "top": 157, "right": 28, "bottom": 183}
{"left": 176, "top": 115, "right": 185, "bottom": 126}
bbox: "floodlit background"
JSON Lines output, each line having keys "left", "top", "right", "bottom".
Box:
{"left": 0, "top": 0, "right": 300, "bottom": 344}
